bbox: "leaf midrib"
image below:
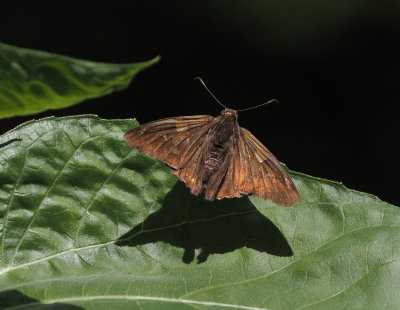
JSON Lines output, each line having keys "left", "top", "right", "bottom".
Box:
{"left": 3, "top": 256, "right": 400, "bottom": 310}
{"left": 2, "top": 295, "right": 270, "bottom": 310}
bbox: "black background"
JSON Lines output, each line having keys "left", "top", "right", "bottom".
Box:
{"left": 1, "top": 1, "right": 399, "bottom": 206}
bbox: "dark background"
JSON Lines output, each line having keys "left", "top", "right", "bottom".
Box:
{"left": 1, "top": 1, "right": 399, "bottom": 206}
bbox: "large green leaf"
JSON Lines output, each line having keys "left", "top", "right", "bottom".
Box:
{"left": 0, "top": 115, "right": 399, "bottom": 309}
{"left": 0, "top": 43, "right": 159, "bottom": 119}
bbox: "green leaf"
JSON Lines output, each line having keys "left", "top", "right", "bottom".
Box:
{"left": 0, "top": 115, "right": 399, "bottom": 310}
{"left": 0, "top": 42, "right": 159, "bottom": 119}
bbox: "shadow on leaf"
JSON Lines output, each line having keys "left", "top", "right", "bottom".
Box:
{"left": 0, "top": 289, "right": 83, "bottom": 310}
{"left": 116, "top": 181, "right": 292, "bottom": 263}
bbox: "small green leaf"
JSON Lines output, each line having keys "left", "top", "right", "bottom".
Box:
{"left": 0, "top": 116, "right": 399, "bottom": 309}
{"left": 0, "top": 42, "right": 159, "bottom": 119}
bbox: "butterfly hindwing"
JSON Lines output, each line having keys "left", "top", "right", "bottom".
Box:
{"left": 215, "top": 149, "right": 242, "bottom": 199}
{"left": 215, "top": 124, "right": 249, "bottom": 199}
{"left": 172, "top": 116, "right": 235, "bottom": 199}
{"left": 172, "top": 140, "right": 206, "bottom": 196}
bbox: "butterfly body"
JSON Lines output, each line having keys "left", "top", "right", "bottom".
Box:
{"left": 125, "top": 108, "right": 300, "bottom": 206}
{"left": 193, "top": 110, "right": 236, "bottom": 199}
{"left": 204, "top": 111, "right": 234, "bottom": 164}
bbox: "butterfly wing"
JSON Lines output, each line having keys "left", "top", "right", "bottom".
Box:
{"left": 125, "top": 114, "right": 299, "bottom": 205}
{"left": 237, "top": 127, "right": 300, "bottom": 206}
{"left": 168, "top": 115, "right": 233, "bottom": 197}
{"left": 215, "top": 126, "right": 299, "bottom": 206}
{"left": 213, "top": 125, "right": 255, "bottom": 200}
{"left": 125, "top": 115, "right": 217, "bottom": 170}
{"left": 171, "top": 140, "right": 209, "bottom": 196}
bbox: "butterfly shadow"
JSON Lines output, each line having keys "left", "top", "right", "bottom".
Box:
{"left": 116, "top": 182, "right": 293, "bottom": 264}
{"left": 0, "top": 289, "right": 83, "bottom": 309}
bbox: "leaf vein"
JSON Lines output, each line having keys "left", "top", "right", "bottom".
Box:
{"left": 1, "top": 130, "right": 48, "bottom": 268}
{"left": 297, "top": 258, "right": 400, "bottom": 309}
{"left": 8, "top": 131, "right": 114, "bottom": 267}
{"left": 44, "top": 295, "right": 270, "bottom": 310}
{"left": 72, "top": 150, "right": 131, "bottom": 247}
{"left": 179, "top": 224, "right": 400, "bottom": 299}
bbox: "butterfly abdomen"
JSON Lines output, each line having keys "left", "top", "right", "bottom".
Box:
{"left": 204, "top": 150, "right": 224, "bottom": 174}
{"left": 202, "top": 116, "right": 234, "bottom": 183}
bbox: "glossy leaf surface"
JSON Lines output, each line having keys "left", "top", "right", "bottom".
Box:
{"left": 0, "top": 116, "right": 399, "bottom": 309}
{"left": 0, "top": 43, "right": 159, "bottom": 118}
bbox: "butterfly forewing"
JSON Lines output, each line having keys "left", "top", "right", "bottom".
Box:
{"left": 240, "top": 127, "right": 300, "bottom": 206}
{"left": 125, "top": 115, "right": 215, "bottom": 169}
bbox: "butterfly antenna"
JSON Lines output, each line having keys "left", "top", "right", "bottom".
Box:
{"left": 195, "top": 77, "right": 227, "bottom": 109}
{"left": 236, "top": 98, "right": 279, "bottom": 112}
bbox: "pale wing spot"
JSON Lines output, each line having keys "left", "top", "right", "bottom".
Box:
{"left": 246, "top": 176, "right": 253, "bottom": 182}
{"left": 172, "top": 132, "right": 187, "bottom": 146}
{"left": 250, "top": 158, "right": 261, "bottom": 175}
{"left": 172, "top": 149, "right": 179, "bottom": 155}
{"left": 175, "top": 123, "right": 188, "bottom": 132}
{"left": 255, "top": 152, "right": 264, "bottom": 163}
{"left": 163, "top": 135, "right": 168, "bottom": 141}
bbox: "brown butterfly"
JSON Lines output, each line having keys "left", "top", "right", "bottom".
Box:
{"left": 125, "top": 78, "right": 300, "bottom": 206}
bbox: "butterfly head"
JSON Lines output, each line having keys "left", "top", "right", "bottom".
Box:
{"left": 221, "top": 108, "right": 238, "bottom": 119}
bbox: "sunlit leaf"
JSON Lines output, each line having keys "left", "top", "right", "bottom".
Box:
{"left": 0, "top": 42, "right": 159, "bottom": 119}
{"left": 0, "top": 115, "right": 399, "bottom": 309}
